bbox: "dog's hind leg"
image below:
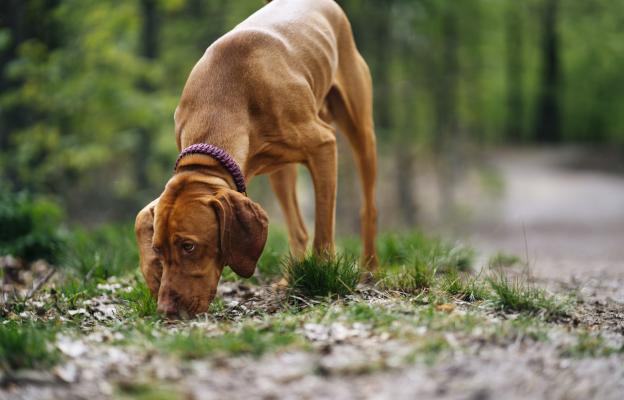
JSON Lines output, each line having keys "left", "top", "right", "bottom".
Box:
{"left": 326, "top": 54, "right": 378, "bottom": 271}
{"left": 269, "top": 164, "right": 308, "bottom": 257}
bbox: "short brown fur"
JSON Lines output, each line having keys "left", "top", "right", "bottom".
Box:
{"left": 136, "top": 0, "right": 378, "bottom": 316}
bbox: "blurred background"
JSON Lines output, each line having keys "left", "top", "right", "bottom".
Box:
{"left": 1, "top": 0, "right": 624, "bottom": 257}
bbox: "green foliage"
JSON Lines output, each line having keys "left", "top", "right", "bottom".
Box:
{"left": 62, "top": 223, "right": 138, "bottom": 281}
{"left": 56, "top": 223, "right": 138, "bottom": 302}
{"left": 0, "top": 191, "right": 65, "bottom": 263}
{"left": 283, "top": 253, "right": 360, "bottom": 298}
{"left": 0, "top": 321, "right": 59, "bottom": 370}
{"left": 1, "top": 0, "right": 624, "bottom": 223}
{"left": 163, "top": 325, "right": 299, "bottom": 359}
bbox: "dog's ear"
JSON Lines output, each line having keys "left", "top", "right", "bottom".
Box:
{"left": 135, "top": 199, "right": 163, "bottom": 296}
{"left": 211, "top": 190, "right": 269, "bottom": 278}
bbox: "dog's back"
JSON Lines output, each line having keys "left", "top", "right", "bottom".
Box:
{"left": 175, "top": 0, "right": 357, "bottom": 151}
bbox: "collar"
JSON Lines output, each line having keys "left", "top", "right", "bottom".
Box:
{"left": 174, "top": 143, "right": 247, "bottom": 194}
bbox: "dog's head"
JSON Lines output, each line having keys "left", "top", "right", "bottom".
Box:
{"left": 135, "top": 172, "right": 268, "bottom": 317}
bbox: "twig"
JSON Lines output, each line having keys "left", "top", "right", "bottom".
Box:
{"left": 289, "top": 294, "right": 315, "bottom": 308}
{"left": 26, "top": 268, "right": 56, "bottom": 300}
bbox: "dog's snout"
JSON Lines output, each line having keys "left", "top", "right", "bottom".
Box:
{"left": 157, "top": 300, "right": 179, "bottom": 317}
{"left": 157, "top": 288, "right": 181, "bottom": 317}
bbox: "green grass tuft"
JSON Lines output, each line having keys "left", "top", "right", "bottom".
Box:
{"left": 120, "top": 280, "right": 158, "bottom": 318}
{"left": 0, "top": 191, "right": 65, "bottom": 263}
{"left": 561, "top": 332, "right": 624, "bottom": 358}
{"left": 377, "top": 232, "right": 474, "bottom": 273}
{"left": 116, "top": 382, "right": 183, "bottom": 400}
{"left": 488, "top": 251, "right": 521, "bottom": 268}
{"left": 377, "top": 260, "right": 435, "bottom": 294}
{"left": 56, "top": 224, "right": 138, "bottom": 301}
{"left": 488, "top": 272, "right": 566, "bottom": 317}
{"left": 0, "top": 321, "right": 59, "bottom": 370}
{"left": 283, "top": 252, "right": 360, "bottom": 298}
{"left": 440, "top": 270, "right": 489, "bottom": 302}
{"left": 62, "top": 224, "right": 138, "bottom": 281}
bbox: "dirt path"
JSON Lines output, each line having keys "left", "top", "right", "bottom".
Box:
{"left": 469, "top": 147, "right": 624, "bottom": 299}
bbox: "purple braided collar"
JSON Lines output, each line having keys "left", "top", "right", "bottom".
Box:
{"left": 174, "top": 143, "right": 246, "bottom": 194}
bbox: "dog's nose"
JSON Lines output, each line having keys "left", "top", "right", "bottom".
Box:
{"left": 157, "top": 303, "right": 178, "bottom": 317}
{"left": 157, "top": 303, "right": 180, "bottom": 318}
{"left": 157, "top": 299, "right": 179, "bottom": 317}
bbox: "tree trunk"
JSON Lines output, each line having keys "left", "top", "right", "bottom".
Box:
{"left": 0, "top": 0, "right": 25, "bottom": 153}
{"left": 433, "top": 6, "right": 460, "bottom": 222}
{"left": 505, "top": 1, "right": 525, "bottom": 142}
{"left": 395, "top": 143, "right": 417, "bottom": 227}
{"left": 135, "top": 0, "right": 159, "bottom": 193}
{"left": 534, "top": 0, "right": 561, "bottom": 143}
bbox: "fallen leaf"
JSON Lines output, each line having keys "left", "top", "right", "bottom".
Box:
{"left": 435, "top": 303, "right": 455, "bottom": 313}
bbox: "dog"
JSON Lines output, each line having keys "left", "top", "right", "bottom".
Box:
{"left": 135, "top": 0, "right": 378, "bottom": 317}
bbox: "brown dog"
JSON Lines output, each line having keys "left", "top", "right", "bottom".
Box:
{"left": 135, "top": 0, "right": 378, "bottom": 317}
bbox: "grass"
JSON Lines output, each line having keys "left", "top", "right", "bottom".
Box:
{"left": 116, "top": 382, "right": 184, "bottom": 400}
{"left": 404, "top": 335, "right": 450, "bottom": 366}
{"left": 377, "top": 260, "right": 435, "bottom": 294}
{"left": 441, "top": 270, "right": 489, "bottom": 302}
{"left": 1, "top": 220, "right": 596, "bottom": 384}
{"left": 488, "top": 271, "right": 567, "bottom": 317}
{"left": 377, "top": 232, "right": 474, "bottom": 273}
{"left": 0, "top": 321, "right": 59, "bottom": 370}
{"left": 488, "top": 251, "right": 522, "bottom": 268}
{"left": 256, "top": 227, "right": 289, "bottom": 279}
{"left": 283, "top": 252, "right": 360, "bottom": 298}
{"left": 119, "top": 279, "right": 159, "bottom": 318}
{"left": 163, "top": 325, "right": 300, "bottom": 359}
{"left": 62, "top": 223, "right": 138, "bottom": 281}
{"left": 561, "top": 332, "right": 624, "bottom": 358}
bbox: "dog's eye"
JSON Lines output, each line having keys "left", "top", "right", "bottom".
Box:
{"left": 181, "top": 242, "right": 196, "bottom": 254}
{"left": 152, "top": 246, "right": 162, "bottom": 255}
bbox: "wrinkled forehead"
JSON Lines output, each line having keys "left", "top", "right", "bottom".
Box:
{"left": 153, "top": 175, "right": 218, "bottom": 246}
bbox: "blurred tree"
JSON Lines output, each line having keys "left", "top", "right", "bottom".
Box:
{"left": 135, "top": 0, "right": 160, "bottom": 195}
{"left": 432, "top": 2, "right": 460, "bottom": 220}
{"left": 505, "top": 0, "right": 526, "bottom": 142}
{"left": 0, "top": 0, "right": 62, "bottom": 189}
{"left": 534, "top": 0, "right": 561, "bottom": 143}
{"left": 0, "top": 0, "right": 623, "bottom": 226}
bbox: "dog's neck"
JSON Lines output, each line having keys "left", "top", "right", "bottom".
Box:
{"left": 175, "top": 154, "right": 239, "bottom": 193}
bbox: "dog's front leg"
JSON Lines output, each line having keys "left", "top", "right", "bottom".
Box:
{"left": 270, "top": 164, "right": 309, "bottom": 257}
{"left": 305, "top": 124, "right": 337, "bottom": 255}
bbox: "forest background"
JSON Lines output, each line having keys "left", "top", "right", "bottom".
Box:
{"left": 1, "top": 0, "right": 622, "bottom": 233}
